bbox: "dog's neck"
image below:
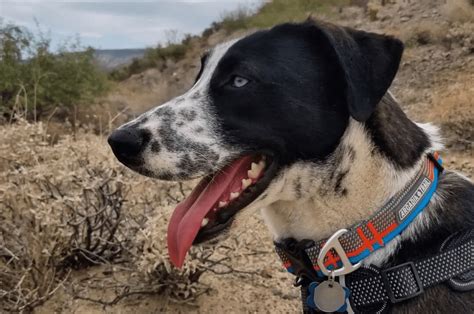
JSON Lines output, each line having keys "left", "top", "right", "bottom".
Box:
{"left": 260, "top": 93, "right": 442, "bottom": 266}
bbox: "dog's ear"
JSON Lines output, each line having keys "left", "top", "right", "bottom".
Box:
{"left": 314, "top": 22, "right": 404, "bottom": 122}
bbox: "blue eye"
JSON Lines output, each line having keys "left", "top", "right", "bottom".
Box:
{"left": 232, "top": 76, "right": 249, "bottom": 88}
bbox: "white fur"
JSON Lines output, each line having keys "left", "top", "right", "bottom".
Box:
{"left": 253, "top": 118, "right": 444, "bottom": 266}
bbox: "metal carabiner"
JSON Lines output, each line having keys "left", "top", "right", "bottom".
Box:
{"left": 317, "top": 229, "right": 361, "bottom": 277}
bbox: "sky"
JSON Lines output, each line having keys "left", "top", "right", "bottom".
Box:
{"left": 0, "top": 0, "right": 262, "bottom": 50}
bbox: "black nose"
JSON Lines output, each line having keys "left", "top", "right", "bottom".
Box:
{"left": 108, "top": 128, "right": 147, "bottom": 162}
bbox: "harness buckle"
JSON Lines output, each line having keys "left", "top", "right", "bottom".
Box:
{"left": 380, "top": 262, "right": 424, "bottom": 303}
{"left": 317, "top": 229, "right": 361, "bottom": 277}
{"left": 276, "top": 238, "right": 320, "bottom": 283}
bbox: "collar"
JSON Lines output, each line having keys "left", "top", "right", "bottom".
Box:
{"left": 275, "top": 152, "right": 443, "bottom": 278}
{"left": 273, "top": 152, "right": 459, "bottom": 313}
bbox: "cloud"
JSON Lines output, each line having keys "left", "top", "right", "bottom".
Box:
{"left": 0, "top": 0, "right": 261, "bottom": 49}
{"left": 80, "top": 32, "right": 103, "bottom": 39}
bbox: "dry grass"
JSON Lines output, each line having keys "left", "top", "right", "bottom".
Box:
{"left": 408, "top": 69, "right": 474, "bottom": 151}
{"left": 428, "top": 73, "right": 474, "bottom": 150}
{"left": 0, "top": 121, "right": 133, "bottom": 311}
{"left": 0, "top": 120, "right": 273, "bottom": 312}
{"left": 0, "top": 122, "right": 173, "bottom": 310}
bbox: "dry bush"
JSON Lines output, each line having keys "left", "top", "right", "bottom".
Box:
{"left": 366, "top": 1, "right": 381, "bottom": 21}
{"left": 443, "top": 22, "right": 474, "bottom": 52}
{"left": 0, "top": 121, "right": 272, "bottom": 311}
{"left": 0, "top": 121, "right": 189, "bottom": 310}
{"left": 0, "top": 121, "right": 128, "bottom": 311}
{"left": 409, "top": 70, "right": 474, "bottom": 151}
{"left": 399, "top": 21, "right": 448, "bottom": 47}
{"left": 442, "top": 0, "right": 474, "bottom": 23}
{"left": 428, "top": 76, "right": 474, "bottom": 151}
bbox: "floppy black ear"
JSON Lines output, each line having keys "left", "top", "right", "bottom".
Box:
{"left": 314, "top": 21, "right": 404, "bottom": 122}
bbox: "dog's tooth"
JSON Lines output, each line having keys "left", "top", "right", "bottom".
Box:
{"left": 258, "top": 159, "right": 266, "bottom": 169}
{"left": 230, "top": 192, "right": 240, "bottom": 200}
{"left": 201, "top": 218, "right": 209, "bottom": 227}
{"left": 251, "top": 162, "right": 259, "bottom": 172}
{"left": 248, "top": 167, "right": 262, "bottom": 179}
{"left": 242, "top": 178, "right": 252, "bottom": 189}
{"left": 218, "top": 201, "right": 228, "bottom": 208}
{"left": 248, "top": 162, "right": 262, "bottom": 179}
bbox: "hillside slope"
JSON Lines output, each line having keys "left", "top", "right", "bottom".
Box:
{"left": 94, "top": 49, "right": 146, "bottom": 71}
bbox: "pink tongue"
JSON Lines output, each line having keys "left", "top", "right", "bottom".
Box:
{"left": 167, "top": 156, "right": 254, "bottom": 268}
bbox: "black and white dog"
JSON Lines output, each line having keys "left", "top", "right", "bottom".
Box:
{"left": 109, "top": 20, "right": 473, "bottom": 313}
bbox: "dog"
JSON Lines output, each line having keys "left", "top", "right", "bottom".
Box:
{"left": 109, "top": 20, "right": 474, "bottom": 313}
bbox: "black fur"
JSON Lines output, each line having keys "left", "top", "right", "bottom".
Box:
{"left": 316, "top": 21, "right": 404, "bottom": 122}
{"left": 179, "top": 108, "right": 197, "bottom": 121}
{"left": 150, "top": 140, "right": 161, "bottom": 153}
{"left": 294, "top": 177, "right": 302, "bottom": 199}
{"left": 366, "top": 93, "right": 430, "bottom": 169}
{"left": 208, "top": 21, "right": 403, "bottom": 166}
{"left": 148, "top": 105, "right": 221, "bottom": 179}
{"left": 209, "top": 22, "right": 350, "bottom": 165}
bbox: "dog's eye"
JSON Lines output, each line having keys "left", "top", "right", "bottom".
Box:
{"left": 231, "top": 76, "right": 249, "bottom": 88}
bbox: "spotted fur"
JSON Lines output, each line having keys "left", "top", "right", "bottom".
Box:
{"left": 115, "top": 39, "right": 241, "bottom": 180}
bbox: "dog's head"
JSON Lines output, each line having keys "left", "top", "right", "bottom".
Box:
{"left": 108, "top": 20, "right": 403, "bottom": 267}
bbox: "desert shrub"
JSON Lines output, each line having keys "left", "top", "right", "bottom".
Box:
{"left": 0, "top": 121, "right": 175, "bottom": 310}
{"left": 0, "top": 121, "right": 274, "bottom": 311}
{"left": 442, "top": 0, "right": 474, "bottom": 23}
{"left": 216, "top": 5, "right": 254, "bottom": 33}
{"left": 399, "top": 22, "right": 448, "bottom": 47}
{"left": 0, "top": 20, "right": 109, "bottom": 122}
{"left": 0, "top": 121, "right": 127, "bottom": 310}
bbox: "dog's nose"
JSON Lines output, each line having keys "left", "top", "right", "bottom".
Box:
{"left": 108, "top": 127, "right": 146, "bottom": 161}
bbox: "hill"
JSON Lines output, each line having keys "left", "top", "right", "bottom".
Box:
{"left": 94, "top": 49, "right": 146, "bottom": 71}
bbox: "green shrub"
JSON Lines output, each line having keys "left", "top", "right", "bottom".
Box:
{"left": 109, "top": 35, "right": 194, "bottom": 81}
{"left": 0, "top": 20, "right": 109, "bottom": 121}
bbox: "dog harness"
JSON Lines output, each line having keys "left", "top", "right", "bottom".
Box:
{"left": 274, "top": 153, "right": 474, "bottom": 313}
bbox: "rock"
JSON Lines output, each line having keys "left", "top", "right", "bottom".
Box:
{"left": 260, "top": 266, "right": 274, "bottom": 278}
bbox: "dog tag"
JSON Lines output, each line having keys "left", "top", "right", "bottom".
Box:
{"left": 313, "top": 280, "right": 346, "bottom": 313}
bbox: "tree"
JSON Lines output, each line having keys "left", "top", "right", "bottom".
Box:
{"left": 0, "top": 20, "right": 110, "bottom": 121}
{"left": 0, "top": 20, "right": 31, "bottom": 111}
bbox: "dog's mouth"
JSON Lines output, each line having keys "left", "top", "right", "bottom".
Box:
{"left": 167, "top": 153, "right": 279, "bottom": 267}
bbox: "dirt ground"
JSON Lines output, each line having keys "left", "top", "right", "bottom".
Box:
{"left": 4, "top": 0, "right": 472, "bottom": 313}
